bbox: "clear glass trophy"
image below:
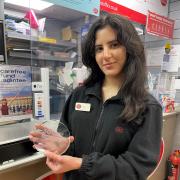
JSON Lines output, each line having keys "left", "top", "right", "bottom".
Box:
{"left": 31, "top": 120, "right": 70, "bottom": 154}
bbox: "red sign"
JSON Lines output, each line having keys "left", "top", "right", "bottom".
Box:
{"left": 100, "top": 0, "right": 146, "bottom": 25}
{"left": 146, "top": 11, "right": 174, "bottom": 39}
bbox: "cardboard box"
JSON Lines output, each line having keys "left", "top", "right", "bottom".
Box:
{"left": 62, "top": 26, "right": 77, "bottom": 41}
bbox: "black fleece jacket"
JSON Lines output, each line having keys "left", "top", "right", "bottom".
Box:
{"left": 60, "top": 82, "right": 162, "bottom": 180}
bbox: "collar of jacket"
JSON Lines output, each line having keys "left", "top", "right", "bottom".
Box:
{"left": 84, "top": 82, "right": 124, "bottom": 103}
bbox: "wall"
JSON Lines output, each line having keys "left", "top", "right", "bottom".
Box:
{"left": 169, "top": 0, "right": 180, "bottom": 45}
{"left": 144, "top": 33, "right": 167, "bottom": 48}
{"left": 142, "top": 0, "right": 180, "bottom": 150}
{"left": 169, "top": 0, "right": 180, "bottom": 150}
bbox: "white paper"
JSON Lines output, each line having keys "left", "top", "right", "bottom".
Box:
{"left": 0, "top": 55, "right": 4, "bottom": 61}
{"left": 161, "top": 48, "right": 180, "bottom": 72}
{"left": 175, "top": 79, "right": 180, "bottom": 89}
{"left": 146, "top": 47, "right": 164, "bottom": 67}
{"left": 62, "top": 69, "right": 73, "bottom": 86}
{"left": 65, "top": 62, "right": 73, "bottom": 70}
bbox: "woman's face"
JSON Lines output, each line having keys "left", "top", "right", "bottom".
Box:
{"left": 95, "top": 26, "right": 127, "bottom": 79}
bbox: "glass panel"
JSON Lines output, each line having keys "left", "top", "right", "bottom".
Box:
{"left": 1, "top": 0, "right": 33, "bottom": 125}
{"left": 29, "top": 3, "right": 96, "bottom": 120}
{"left": 3, "top": 0, "right": 97, "bottom": 121}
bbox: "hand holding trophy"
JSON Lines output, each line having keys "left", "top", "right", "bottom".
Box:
{"left": 29, "top": 121, "right": 71, "bottom": 154}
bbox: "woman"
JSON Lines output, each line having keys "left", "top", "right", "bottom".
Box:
{"left": 30, "top": 14, "right": 162, "bottom": 180}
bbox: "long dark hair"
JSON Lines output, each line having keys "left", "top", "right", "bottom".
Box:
{"left": 82, "top": 14, "right": 147, "bottom": 121}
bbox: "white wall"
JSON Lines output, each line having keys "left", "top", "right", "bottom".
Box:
{"left": 169, "top": 0, "right": 180, "bottom": 150}
{"left": 169, "top": 0, "right": 180, "bottom": 44}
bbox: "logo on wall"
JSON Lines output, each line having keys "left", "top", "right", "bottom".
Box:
{"left": 160, "top": 0, "right": 168, "bottom": 6}
{"left": 93, "top": 8, "right": 98, "bottom": 14}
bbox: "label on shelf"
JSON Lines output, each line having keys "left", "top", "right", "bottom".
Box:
{"left": 34, "top": 93, "right": 44, "bottom": 117}
{"left": 38, "top": 37, "right": 57, "bottom": 44}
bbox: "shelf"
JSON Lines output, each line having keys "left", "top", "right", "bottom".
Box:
{"left": 6, "top": 31, "right": 36, "bottom": 42}
{"left": 0, "top": 114, "right": 32, "bottom": 125}
{"left": 8, "top": 51, "right": 76, "bottom": 62}
{"left": 5, "top": 14, "right": 28, "bottom": 23}
{"left": 6, "top": 31, "right": 77, "bottom": 50}
{"left": 0, "top": 152, "right": 44, "bottom": 172}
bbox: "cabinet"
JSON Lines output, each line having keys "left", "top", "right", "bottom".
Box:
{"left": 6, "top": 29, "right": 77, "bottom": 66}
{"left": 4, "top": 11, "right": 80, "bottom": 119}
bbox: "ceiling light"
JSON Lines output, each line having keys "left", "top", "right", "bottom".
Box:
{"left": 4, "top": 0, "right": 53, "bottom": 11}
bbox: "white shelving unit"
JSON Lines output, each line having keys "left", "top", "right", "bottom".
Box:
{"left": 6, "top": 31, "right": 77, "bottom": 64}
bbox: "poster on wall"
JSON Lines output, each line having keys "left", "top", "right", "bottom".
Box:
{"left": 43, "top": 0, "right": 100, "bottom": 16}
{"left": 146, "top": 11, "right": 174, "bottom": 39}
{"left": 0, "top": 65, "right": 32, "bottom": 119}
{"left": 161, "top": 45, "right": 180, "bottom": 72}
{"left": 100, "top": 0, "right": 169, "bottom": 25}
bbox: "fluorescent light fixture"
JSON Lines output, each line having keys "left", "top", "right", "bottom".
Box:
{"left": 5, "top": 0, "right": 53, "bottom": 11}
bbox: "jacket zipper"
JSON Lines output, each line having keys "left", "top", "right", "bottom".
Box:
{"left": 91, "top": 103, "right": 105, "bottom": 151}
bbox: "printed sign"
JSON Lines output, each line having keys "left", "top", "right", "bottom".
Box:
{"left": 110, "top": 0, "right": 169, "bottom": 17}
{"left": 100, "top": 0, "right": 169, "bottom": 25}
{"left": 100, "top": 0, "right": 146, "bottom": 24}
{"left": 0, "top": 65, "right": 32, "bottom": 117}
{"left": 161, "top": 45, "right": 180, "bottom": 72}
{"left": 146, "top": 11, "right": 175, "bottom": 39}
{"left": 44, "top": 0, "right": 100, "bottom": 16}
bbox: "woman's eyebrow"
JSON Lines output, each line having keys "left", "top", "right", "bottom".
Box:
{"left": 95, "top": 39, "right": 118, "bottom": 46}
{"left": 107, "top": 40, "right": 118, "bottom": 44}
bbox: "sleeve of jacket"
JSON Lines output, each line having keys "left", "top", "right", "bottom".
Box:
{"left": 58, "top": 93, "right": 75, "bottom": 156}
{"left": 79, "top": 103, "right": 163, "bottom": 180}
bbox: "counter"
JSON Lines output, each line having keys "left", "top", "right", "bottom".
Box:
{"left": 0, "top": 152, "right": 50, "bottom": 180}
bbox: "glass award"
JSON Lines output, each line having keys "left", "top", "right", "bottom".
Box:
{"left": 31, "top": 120, "right": 70, "bottom": 154}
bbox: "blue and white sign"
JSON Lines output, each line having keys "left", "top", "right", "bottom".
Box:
{"left": 44, "top": 0, "right": 100, "bottom": 16}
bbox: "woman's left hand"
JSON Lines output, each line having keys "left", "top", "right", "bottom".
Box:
{"left": 45, "top": 151, "right": 82, "bottom": 174}
{"left": 29, "top": 124, "right": 74, "bottom": 154}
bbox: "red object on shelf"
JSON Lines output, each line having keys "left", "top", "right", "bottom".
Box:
{"left": 24, "top": 10, "right": 39, "bottom": 29}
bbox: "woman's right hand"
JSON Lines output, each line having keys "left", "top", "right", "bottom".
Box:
{"left": 45, "top": 151, "right": 82, "bottom": 174}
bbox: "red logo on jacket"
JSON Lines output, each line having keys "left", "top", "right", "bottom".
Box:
{"left": 76, "top": 103, "right": 81, "bottom": 109}
{"left": 115, "top": 126, "right": 124, "bottom": 133}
